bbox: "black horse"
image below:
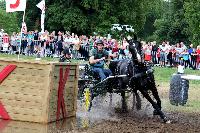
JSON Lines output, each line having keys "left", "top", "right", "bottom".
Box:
{"left": 109, "top": 35, "right": 170, "bottom": 123}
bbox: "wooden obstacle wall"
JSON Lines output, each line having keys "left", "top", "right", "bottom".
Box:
{"left": 0, "top": 59, "right": 78, "bottom": 123}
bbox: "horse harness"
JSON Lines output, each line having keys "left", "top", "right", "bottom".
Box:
{"left": 112, "top": 60, "right": 154, "bottom": 85}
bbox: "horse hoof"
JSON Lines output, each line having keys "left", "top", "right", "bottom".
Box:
{"left": 163, "top": 117, "right": 171, "bottom": 124}
{"left": 165, "top": 120, "right": 171, "bottom": 124}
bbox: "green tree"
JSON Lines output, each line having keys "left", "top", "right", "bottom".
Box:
{"left": 153, "top": 0, "right": 189, "bottom": 44}
{"left": 44, "top": 0, "right": 147, "bottom": 35}
{"left": 140, "top": 0, "right": 165, "bottom": 40}
{"left": 0, "top": 8, "right": 19, "bottom": 34}
{"left": 184, "top": 0, "right": 200, "bottom": 46}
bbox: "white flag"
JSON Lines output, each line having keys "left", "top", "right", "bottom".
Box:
{"left": 6, "top": 0, "right": 27, "bottom": 12}
{"left": 36, "top": 0, "right": 45, "bottom": 11}
{"left": 37, "top": 0, "right": 45, "bottom": 33}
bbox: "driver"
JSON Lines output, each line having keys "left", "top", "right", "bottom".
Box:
{"left": 89, "top": 39, "right": 116, "bottom": 81}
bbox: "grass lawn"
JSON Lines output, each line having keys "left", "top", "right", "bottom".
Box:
{"left": 0, "top": 53, "right": 87, "bottom": 64}
{"left": 154, "top": 67, "right": 200, "bottom": 113}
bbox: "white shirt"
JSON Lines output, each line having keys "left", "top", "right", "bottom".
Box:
{"left": 178, "top": 65, "right": 184, "bottom": 74}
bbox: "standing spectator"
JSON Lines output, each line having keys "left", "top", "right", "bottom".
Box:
{"left": 188, "top": 44, "right": 196, "bottom": 68}
{"left": 157, "top": 47, "right": 161, "bottom": 65}
{"left": 72, "top": 34, "right": 80, "bottom": 59}
{"left": 167, "top": 45, "right": 173, "bottom": 67}
{"left": 175, "top": 42, "right": 183, "bottom": 64}
{"left": 181, "top": 49, "right": 194, "bottom": 69}
{"left": 21, "top": 31, "right": 28, "bottom": 54}
{"left": 171, "top": 45, "right": 177, "bottom": 67}
{"left": 152, "top": 41, "right": 158, "bottom": 64}
{"left": 27, "top": 31, "right": 34, "bottom": 55}
{"left": 56, "top": 31, "right": 64, "bottom": 56}
{"left": 165, "top": 41, "right": 171, "bottom": 65}
{"left": 33, "top": 30, "right": 39, "bottom": 53}
{"left": 196, "top": 45, "right": 200, "bottom": 69}
{"left": 144, "top": 42, "right": 152, "bottom": 62}
{"left": 49, "top": 32, "right": 56, "bottom": 57}
{"left": 10, "top": 32, "right": 17, "bottom": 54}
{"left": 3, "top": 33, "right": 10, "bottom": 52}
{"left": 159, "top": 41, "right": 167, "bottom": 67}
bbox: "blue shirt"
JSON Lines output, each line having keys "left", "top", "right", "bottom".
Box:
{"left": 188, "top": 48, "right": 194, "bottom": 54}
{"left": 182, "top": 53, "right": 189, "bottom": 60}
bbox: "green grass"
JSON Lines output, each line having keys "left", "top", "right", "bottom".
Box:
{"left": 154, "top": 67, "right": 200, "bottom": 113}
{"left": 154, "top": 67, "right": 200, "bottom": 84}
{"left": 0, "top": 53, "right": 87, "bottom": 64}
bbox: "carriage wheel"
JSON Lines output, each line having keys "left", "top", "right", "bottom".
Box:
{"left": 78, "top": 84, "right": 85, "bottom": 100}
{"left": 83, "top": 87, "right": 93, "bottom": 111}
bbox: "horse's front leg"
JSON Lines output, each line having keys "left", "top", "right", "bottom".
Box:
{"left": 139, "top": 87, "right": 170, "bottom": 123}
{"left": 119, "top": 81, "right": 127, "bottom": 112}
{"left": 148, "top": 75, "right": 162, "bottom": 115}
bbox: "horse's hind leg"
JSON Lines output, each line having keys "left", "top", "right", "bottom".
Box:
{"left": 139, "top": 89, "right": 169, "bottom": 123}
{"left": 121, "top": 90, "right": 127, "bottom": 112}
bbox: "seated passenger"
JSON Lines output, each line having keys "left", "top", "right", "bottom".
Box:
{"left": 89, "top": 39, "right": 116, "bottom": 81}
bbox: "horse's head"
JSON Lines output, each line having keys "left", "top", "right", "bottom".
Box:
{"left": 127, "top": 35, "right": 143, "bottom": 63}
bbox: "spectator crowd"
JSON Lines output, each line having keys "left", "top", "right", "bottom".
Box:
{"left": 0, "top": 29, "right": 200, "bottom": 70}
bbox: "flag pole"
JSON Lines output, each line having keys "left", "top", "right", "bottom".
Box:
{"left": 18, "top": 10, "right": 26, "bottom": 60}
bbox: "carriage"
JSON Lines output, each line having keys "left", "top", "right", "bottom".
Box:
{"left": 78, "top": 60, "right": 130, "bottom": 110}
{"left": 78, "top": 35, "right": 171, "bottom": 123}
{"left": 78, "top": 60, "right": 154, "bottom": 110}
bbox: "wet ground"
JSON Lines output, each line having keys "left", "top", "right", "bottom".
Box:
{"left": 1, "top": 92, "right": 200, "bottom": 133}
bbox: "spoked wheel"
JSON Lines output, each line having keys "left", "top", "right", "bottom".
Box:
{"left": 82, "top": 87, "right": 93, "bottom": 111}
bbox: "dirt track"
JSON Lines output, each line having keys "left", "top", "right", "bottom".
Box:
{"left": 75, "top": 82, "right": 200, "bottom": 133}
{"left": 77, "top": 112, "right": 200, "bottom": 133}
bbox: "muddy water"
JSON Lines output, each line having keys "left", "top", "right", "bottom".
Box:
{"left": 0, "top": 93, "right": 155, "bottom": 133}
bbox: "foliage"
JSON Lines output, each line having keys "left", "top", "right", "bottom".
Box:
{"left": 184, "top": 0, "right": 200, "bottom": 47}
{"left": 0, "top": 8, "right": 19, "bottom": 34}
{"left": 44, "top": 0, "right": 147, "bottom": 35}
{"left": 140, "top": 0, "right": 165, "bottom": 39}
{"left": 152, "top": 0, "right": 190, "bottom": 45}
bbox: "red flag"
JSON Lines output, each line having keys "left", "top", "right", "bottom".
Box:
{"left": 6, "top": 0, "right": 27, "bottom": 12}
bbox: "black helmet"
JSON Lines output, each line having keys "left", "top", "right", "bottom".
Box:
{"left": 96, "top": 39, "right": 104, "bottom": 45}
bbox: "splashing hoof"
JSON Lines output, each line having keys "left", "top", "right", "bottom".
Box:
{"left": 165, "top": 120, "right": 171, "bottom": 124}
{"left": 163, "top": 117, "right": 171, "bottom": 124}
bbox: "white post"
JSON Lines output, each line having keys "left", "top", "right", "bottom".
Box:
{"left": 18, "top": 10, "right": 26, "bottom": 60}
{"left": 41, "top": 10, "right": 45, "bottom": 33}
